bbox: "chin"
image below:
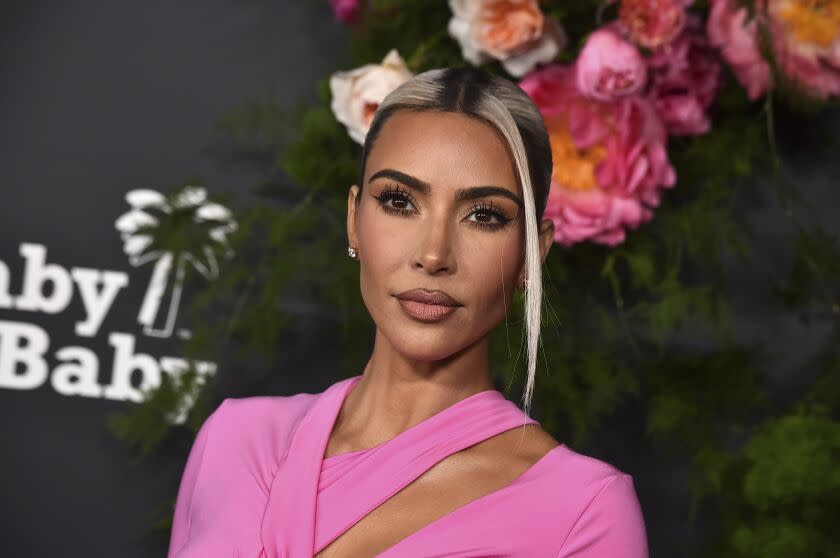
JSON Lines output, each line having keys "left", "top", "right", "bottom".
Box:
{"left": 384, "top": 327, "right": 470, "bottom": 363}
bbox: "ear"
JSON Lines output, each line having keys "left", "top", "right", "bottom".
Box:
{"left": 518, "top": 218, "right": 555, "bottom": 286}
{"left": 537, "top": 217, "right": 555, "bottom": 264}
{"left": 347, "top": 184, "right": 360, "bottom": 250}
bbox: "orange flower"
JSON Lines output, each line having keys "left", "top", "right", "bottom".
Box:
{"left": 448, "top": 0, "right": 566, "bottom": 77}
{"left": 477, "top": 0, "right": 544, "bottom": 57}
{"left": 775, "top": 0, "right": 840, "bottom": 48}
{"left": 546, "top": 115, "right": 607, "bottom": 192}
{"left": 619, "top": 0, "right": 688, "bottom": 48}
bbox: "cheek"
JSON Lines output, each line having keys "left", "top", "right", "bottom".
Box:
{"left": 461, "top": 228, "right": 525, "bottom": 311}
{"left": 355, "top": 203, "right": 410, "bottom": 294}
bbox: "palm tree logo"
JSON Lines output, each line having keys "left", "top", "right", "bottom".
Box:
{"left": 114, "top": 185, "right": 237, "bottom": 338}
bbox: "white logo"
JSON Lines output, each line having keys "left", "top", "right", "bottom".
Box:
{"left": 0, "top": 186, "right": 236, "bottom": 423}
{"left": 115, "top": 185, "right": 237, "bottom": 338}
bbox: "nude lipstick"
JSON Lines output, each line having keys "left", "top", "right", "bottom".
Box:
{"left": 394, "top": 288, "right": 462, "bottom": 323}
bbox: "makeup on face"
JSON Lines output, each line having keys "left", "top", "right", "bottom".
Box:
{"left": 367, "top": 168, "right": 523, "bottom": 234}
{"left": 394, "top": 288, "right": 463, "bottom": 323}
{"left": 351, "top": 110, "right": 526, "bottom": 360}
{"left": 365, "top": 166, "right": 523, "bottom": 328}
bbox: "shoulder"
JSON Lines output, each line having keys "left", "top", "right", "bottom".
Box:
{"left": 544, "top": 444, "right": 628, "bottom": 488}
{"left": 207, "top": 392, "right": 316, "bottom": 451}
{"left": 540, "top": 445, "right": 648, "bottom": 558}
{"left": 196, "top": 390, "right": 323, "bottom": 473}
{"left": 195, "top": 376, "right": 358, "bottom": 468}
{"left": 185, "top": 390, "right": 320, "bottom": 489}
{"left": 168, "top": 388, "right": 328, "bottom": 557}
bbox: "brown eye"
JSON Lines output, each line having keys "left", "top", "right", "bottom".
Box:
{"left": 471, "top": 209, "right": 496, "bottom": 223}
{"left": 464, "top": 203, "right": 512, "bottom": 231}
{"left": 388, "top": 196, "right": 411, "bottom": 210}
{"left": 372, "top": 184, "right": 418, "bottom": 216}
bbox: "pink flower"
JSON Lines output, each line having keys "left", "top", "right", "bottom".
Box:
{"left": 707, "top": 0, "right": 772, "bottom": 99}
{"left": 618, "top": 0, "right": 692, "bottom": 48}
{"left": 708, "top": 0, "right": 840, "bottom": 100}
{"left": 330, "top": 0, "right": 361, "bottom": 25}
{"left": 647, "top": 15, "right": 722, "bottom": 135}
{"left": 767, "top": 0, "right": 840, "bottom": 99}
{"left": 576, "top": 28, "right": 647, "bottom": 101}
{"left": 519, "top": 65, "right": 676, "bottom": 246}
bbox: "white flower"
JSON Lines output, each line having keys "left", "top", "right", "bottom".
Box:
{"left": 447, "top": 0, "right": 566, "bottom": 77}
{"left": 329, "top": 48, "right": 413, "bottom": 145}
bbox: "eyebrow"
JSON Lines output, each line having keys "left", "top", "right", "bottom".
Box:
{"left": 368, "top": 168, "right": 523, "bottom": 207}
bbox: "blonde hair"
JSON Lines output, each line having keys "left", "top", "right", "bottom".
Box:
{"left": 357, "top": 66, "right": 553, "bottom": 418}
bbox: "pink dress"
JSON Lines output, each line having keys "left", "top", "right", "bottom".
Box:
{"left": 167, "top": 374, "right": 648, "bottom": 557}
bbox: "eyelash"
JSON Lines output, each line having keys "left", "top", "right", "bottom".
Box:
{"left": 465, "top": 202, "right": 512, "bottom": 230}
{"left": 371, "top": 183, "right": 513, "bottom": 231}
{"left": 373, "top": 184, "right": 417, "bottom": 217}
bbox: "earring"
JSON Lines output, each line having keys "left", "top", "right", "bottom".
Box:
{"left": 347, "top": 246, "right": 358, "bottom": 259}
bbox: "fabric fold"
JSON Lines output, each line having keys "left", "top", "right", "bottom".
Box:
{"left": 261, "top": 375, "right": 538, "bottom": 557}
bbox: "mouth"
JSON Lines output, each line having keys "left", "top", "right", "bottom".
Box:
{"left": 394, "top": 288, "right": 462, "bottom": 323}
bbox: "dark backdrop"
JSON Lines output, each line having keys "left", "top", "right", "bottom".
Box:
{"left": 1, "top": 1, "right": 838, "bottom": 557}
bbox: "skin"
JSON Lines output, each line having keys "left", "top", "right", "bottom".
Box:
{"left": 332, "top": 109, "right": 556, "bottom": 458}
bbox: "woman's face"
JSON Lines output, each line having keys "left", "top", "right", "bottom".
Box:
{"left": 347, "top": 110, "right": 553, "bottom": 362}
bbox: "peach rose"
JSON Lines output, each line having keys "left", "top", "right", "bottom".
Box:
{"left": 447, "top": 0, "right": 566, "bottom": 77}
{"left": 329, "top": 48, "right": 413, "bottom": 145}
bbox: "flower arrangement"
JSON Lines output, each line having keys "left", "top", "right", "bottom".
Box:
{"left": 328, "top": 0, "right": 839, "bottom": 246}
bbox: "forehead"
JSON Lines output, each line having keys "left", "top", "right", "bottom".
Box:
{"left": 365, "top": 110, "right": 519, "bottom": 192}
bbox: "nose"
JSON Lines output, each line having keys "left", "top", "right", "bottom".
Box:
{"left": 412, "top": 212, "right": 457, "bottom": 275}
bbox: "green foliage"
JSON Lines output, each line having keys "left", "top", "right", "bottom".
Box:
{"left": 730, "top": 408, "right": 840, "bottom": 558}
{"left": 351, "top": 1, "right": 462, "bottom": 71}
{"left": 281, "top": 97, "right": 361, "bottom": 193}
{"left": 107, "top": 364, "right": 205, "bottom": 462}
{"left": 111, "top": 2, "right": 840, "bottom": 556}
{"left": 743, "top": 410, "right": 840, "bottom": 518}
{"left": 773, "top": 223, "right": 840, "bottom": 321}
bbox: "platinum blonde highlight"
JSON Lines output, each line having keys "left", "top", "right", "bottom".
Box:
{"left": 471, "top": 94, "right": 542, "bottom": 419}
{"left": 360, "top": 67, "right": 552, "bottom": 418}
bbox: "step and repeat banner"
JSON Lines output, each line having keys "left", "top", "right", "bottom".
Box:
{"left": 1, "top": 238, "right": 218, "bottom": 409}
{"left": 0, "top": 2, "right": 345, "bottom": 556}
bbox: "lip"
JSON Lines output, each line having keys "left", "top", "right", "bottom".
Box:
{"left": 394, "top": 288, "right": 462, "bottom": 323}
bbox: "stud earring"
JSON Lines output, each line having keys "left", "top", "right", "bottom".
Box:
{"left": 347, "top": 246, "right": 357, "bottom": 259}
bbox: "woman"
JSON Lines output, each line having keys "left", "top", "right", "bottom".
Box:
{"left": 167, "top": 66, "right": 648, "bottom": 558}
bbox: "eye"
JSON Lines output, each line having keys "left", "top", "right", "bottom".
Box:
{"left": 464, "top": 202, "right": 512, "bottom": 231}
{"left": 372, "top": 184, "right": 418, "bottom": 216}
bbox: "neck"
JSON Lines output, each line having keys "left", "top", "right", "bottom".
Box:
{"left": 331, "top": 329, "right": 496, "bottom": 452}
